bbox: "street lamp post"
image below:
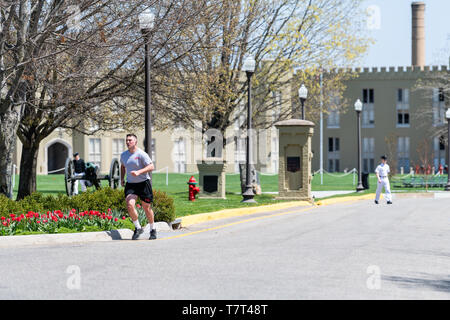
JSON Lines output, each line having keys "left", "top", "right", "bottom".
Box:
{"left": 242, "top": 56, "right": 257, "bottom": 203}
{"left": 445, "top": 109, "right": 450, "bottom": 191}
{"left": 355, "top": 99, "right": 365, "bottom": 192}
{"left": 298, "top": 84, "right": 308, "bottom": 120}
{"left": 139, "top": 9, "right": 155, "bottom": 175}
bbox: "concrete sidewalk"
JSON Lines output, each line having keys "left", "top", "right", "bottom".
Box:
{"left": 0, "top": 222, "right": 172, "bottom": 248}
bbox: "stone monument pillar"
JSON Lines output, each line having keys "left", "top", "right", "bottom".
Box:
{"left": 274, "top": 119, "right": 314, "bottom": 202}
{"left": 196, "top": 132, "right": 227, "bottom": 199}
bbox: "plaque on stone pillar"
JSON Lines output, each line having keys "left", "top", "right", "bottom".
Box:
{"left": 287, "top": 157, "right": 300, "bottom": 172}
{"left": 203, "top": 175, "right": 218, "bottom": 193}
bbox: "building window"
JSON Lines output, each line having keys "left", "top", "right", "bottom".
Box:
{"left": 328, "top": 137, "right": 339, "bottom": 152}
{"left": 433, "top": 88, "right": 446, "bottom": 126}
{"left": 363, "top": 88, "right": 374, "bottom": 103}
{"left": 433, "top": 136, "right": 446, "bottom": 170}
{"left": 397, "top": 88, "right": 410, "bottom": 127}
{"left": 439, "top": 88, "right": 444, "bottom": 101}
{"left": 89, "top": 138, "right": 101, "bottom": 170}
{"left": 397, "top": 137, "right": 410, "bottom": 173}
{"left": 327, "top": 109, "right": 340, "bottom": 128}
{"left": 327, "top": 91, "right": 340, "bottom": 128}
{"left": 328, "top": 137, "right": 340, "bottom": 172}
{"left": 362, "top": 89, "right": 375, "bottom": 128}
{"left": 234, "top": 101, "right": 246, "bottom": 131}
{"left": 234, "top": 137, "right": 246, "bottom": 173}
{"left": 174, "top": 138, "right": 186, "bottom": 173}
{"left": 272, "top": 91, "right": 282, "bottom": 123}
{"left": 271, "top": 136, "right": 279, "bottom": 173}
{"left": 151, "top": 139, "right": 156, "bottom": 167}
{"left": 363, "top": 137, "right": 375, "bottom": 173}
{"left": 112, "top": 139, "right": 125, "bottom": 160}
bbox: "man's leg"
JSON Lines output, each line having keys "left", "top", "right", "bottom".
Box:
{"left": 126, "top": 194, "right": 139, "bottom": 222}
{"left": 384, "top": 179, "right": 392, "bottom": 203}
{"left": 375, "top": 180, "right": 383, "bottom": 203}
{"left": 73, "top": 178, "right": 79, "bottom": 195}
{"left": 142, "top": 202, "right": 154, "bottom": 225}
{"left": 127, "top": 194, "right": 144, "bottom": 239}
{"left": 142, "top": 202, "right": 156, "bottom": 239}
{"left": 80, "top": 177, "right": 87, "bottom": 192}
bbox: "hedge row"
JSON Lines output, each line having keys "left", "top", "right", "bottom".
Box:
{"left": 0, "top": 188, "right": 175, "bottom": 223}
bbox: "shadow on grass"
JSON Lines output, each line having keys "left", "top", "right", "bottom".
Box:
{"left": 383, "top": 274, "right": 450, "bottom": 293}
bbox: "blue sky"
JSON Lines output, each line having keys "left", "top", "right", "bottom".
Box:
{"left": 359, "top": 0, "right": 450, "bottom": 68}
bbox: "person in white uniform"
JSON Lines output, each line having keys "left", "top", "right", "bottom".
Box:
{"left": 375, "top": 155, "right": 392, "bottom": 204}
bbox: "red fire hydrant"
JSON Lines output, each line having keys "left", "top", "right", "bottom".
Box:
{"left": 438, "top": 164, "right": 443, "bottom": 175}
{"left": 187, "top": 176, "right": 200, "bottom": 201}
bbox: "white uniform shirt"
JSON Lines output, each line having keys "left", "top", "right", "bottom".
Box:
{"left": 375, "top": 163, "right": 390, "bottom": 178}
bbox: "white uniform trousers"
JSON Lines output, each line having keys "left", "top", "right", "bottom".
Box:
{"left": 375, "top": 177, "right": 391, "bottom": 202}
{"left": 73, "top": 173, "right": 87, "bottom": 195}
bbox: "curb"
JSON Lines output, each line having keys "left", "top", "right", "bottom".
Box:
{"left": 0, "top": 228, "right": 132, "bottom": 248}
{"left": 180, "top": 201, "right": 312, "bottom": 227}
{"left": 315, "top": 193, "right": 377, "bottom": 206}
{"left": 0, "top": 221, "right": 171, "bottom": 248}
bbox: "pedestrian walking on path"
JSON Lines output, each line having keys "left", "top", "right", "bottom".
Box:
{"left": 120, "top": 133, "right": 157, "bottom": 240}
{"left": 375, "top": 155, "right": 392, "bottom": 205}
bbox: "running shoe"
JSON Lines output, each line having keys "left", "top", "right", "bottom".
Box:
{"left": 132, "top": 228, "right": 144, "bottom": 240}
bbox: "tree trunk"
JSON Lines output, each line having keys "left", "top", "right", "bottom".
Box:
{"left": 0, "top": 104, "right": 21, "bottom": 198}
{"left": 16, "top": 142, "right": 40, "bottom": 200}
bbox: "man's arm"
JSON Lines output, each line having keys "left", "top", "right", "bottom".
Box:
{"left": 121, "top": 164, "right": 126, "bottom": 186}
{"left": 134, "top": 163, "right": 154, "bottom": 176}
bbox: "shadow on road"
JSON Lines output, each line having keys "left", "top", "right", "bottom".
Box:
{"left": 383, "top": 274, "right": 450, "bottom": 293}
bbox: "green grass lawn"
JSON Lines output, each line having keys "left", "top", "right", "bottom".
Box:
{"left": 11, "top": 172, "right": 448, "bottom": 217}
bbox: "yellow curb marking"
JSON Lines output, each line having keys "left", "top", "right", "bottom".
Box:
{"left": 180, "top": 201, "right": 311, "bottom": 227}
{"left": 159, "top": 205, "right": 316, "bottom": 241}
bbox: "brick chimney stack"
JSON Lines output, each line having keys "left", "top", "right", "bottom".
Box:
{"left": 411, "top": 2, "right": 425, "bottom": 68}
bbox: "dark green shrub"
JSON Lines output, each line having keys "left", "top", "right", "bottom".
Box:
{"left": 0, "top": 188, "right": 175, "bottom": 224}
{"left": 68, "top": 188, "right": 126, "bottom": 213}
{"left": 0, "top": 194, "right": 22, "bottom": 218}
{"left": 152, "top": 189, "right": 176, "bottom": 223}
{"left": 18, "top": 193, "right": 45, "bottom": 214}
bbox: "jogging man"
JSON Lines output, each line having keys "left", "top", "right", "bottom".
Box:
{"left": 375, "top": 155, "right": 392, "bottom": 205}
{"left": 120, "top": 134, "right": 156, "bottom": 240}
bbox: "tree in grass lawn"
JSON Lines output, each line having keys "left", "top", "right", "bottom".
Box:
{"left": 150, "top": 0, "right": 371, "bottom": 189}
{"left": 415, "top": 139, "right": 435, "bottom": 191}
{"left": 0, "top": 0, "right": 117, "bottom": 198}
{"left": 7, "top": 1, "right": 217, "bottom": 199}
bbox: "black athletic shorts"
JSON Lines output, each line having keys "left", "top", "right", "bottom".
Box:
{"left": 124, "top": 179, "right": 153, "bottom": 204}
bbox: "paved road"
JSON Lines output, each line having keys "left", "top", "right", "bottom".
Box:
{"left": 0, "top": 197, "right": 449, "bottom": 299}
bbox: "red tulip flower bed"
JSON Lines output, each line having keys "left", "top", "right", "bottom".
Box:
{"left": 0, "top": 208, "right": 129, "bottom": 236}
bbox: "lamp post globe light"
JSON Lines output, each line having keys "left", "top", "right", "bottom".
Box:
{"left": 242, "top": 56, "right": 257, "bottom": 203}
{"left": 445, "top": 109, "right": 450, "bottom": 191}
{"left": 298, "top": 84, "right": 308, "bottom": 120}
{"left": 139, "top": 9, "right": 155, "bottom": 175}
{"left": 354, "top": 99, "right": 365, "bottom": 192}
